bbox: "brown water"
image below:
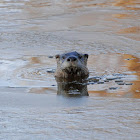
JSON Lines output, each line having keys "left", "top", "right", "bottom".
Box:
{"left": 0, "top": 0, "right": 140, "bottom": 139}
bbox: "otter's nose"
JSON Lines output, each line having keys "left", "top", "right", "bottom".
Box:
{"left": 67, "top": 56, "right": 77, "bottom": 62}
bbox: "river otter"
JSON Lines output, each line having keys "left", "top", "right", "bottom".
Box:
{"left": 55, "top": 51, "right": 89, "bottom": 79}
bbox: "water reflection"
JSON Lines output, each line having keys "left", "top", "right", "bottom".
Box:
{"left": 112, "top": 14, "right": 131, "bottom": 19}
{"left": 88, "top": 54, "right": 140, "bottom": 98}
{"left": 118, "top": 26, "right": 140, "bottom": 34}
{"left": 123, "top": 54, "right": 140, "bottom": 98}
{"left": 112, "top": 0, "right": 140, "bottom": 10}
{"left": 55, "top": 77, "right": 88, "bottom": 97}
{"left": 0, "top": 0, "right": 139, "bottom": 41}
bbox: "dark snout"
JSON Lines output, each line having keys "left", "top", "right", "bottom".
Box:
{"left": 67, "top": 56, "right": 77, "bottom": 62}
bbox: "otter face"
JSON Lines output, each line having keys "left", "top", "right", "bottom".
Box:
{"left": 55, "top": 51, "right": 89, "bottom": 78}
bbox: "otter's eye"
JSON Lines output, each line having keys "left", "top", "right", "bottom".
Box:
{"left": 84, "top": 54, "right": 88, "bottom": 59}
{"left": 79, "top": 56, "right": 82, "bottom": 59}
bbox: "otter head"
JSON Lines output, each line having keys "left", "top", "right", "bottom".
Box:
{"left": 55, "top": 51, "right": 89, "bottom": 79}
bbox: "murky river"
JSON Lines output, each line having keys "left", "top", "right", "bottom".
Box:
{"left": 0, "top": 0, "right": 140, "bottom": 139}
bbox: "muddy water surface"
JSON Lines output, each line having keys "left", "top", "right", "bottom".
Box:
{"left": 0, "top": 0, "right": 140, "bottom": 139}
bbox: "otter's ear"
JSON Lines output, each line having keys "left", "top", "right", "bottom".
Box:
{"left": 84, "top": 54, "right": 88, "bottom": 59}
{"left": 55, "top": 54, "right": 60, "bottom": 59}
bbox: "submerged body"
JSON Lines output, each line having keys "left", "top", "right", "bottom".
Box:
{"left": 55, "top": 51, "right": 89, "bottom": 79}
